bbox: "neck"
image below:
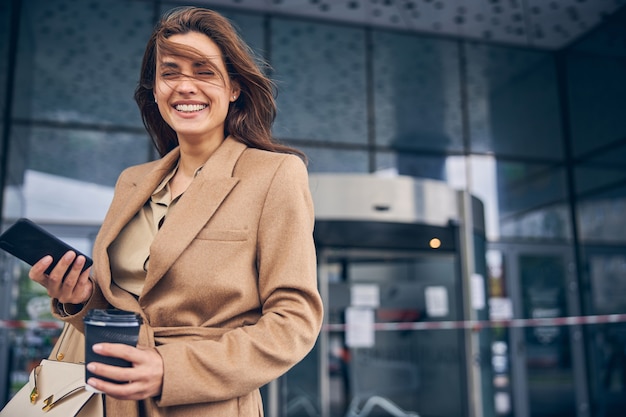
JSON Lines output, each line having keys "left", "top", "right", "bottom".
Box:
{"left": 177, "top": 135, "right": 226, "bottom": 176}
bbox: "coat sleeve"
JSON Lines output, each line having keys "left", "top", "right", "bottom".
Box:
{"left": 155, "top": 154, "right": 324, "bottom": 406}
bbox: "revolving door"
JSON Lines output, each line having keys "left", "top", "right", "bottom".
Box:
{"left": 320, "top": 243, "right": 466, "bottom": 417}
{"left": 281, "top": 174, "right": 495, "bottom": 417}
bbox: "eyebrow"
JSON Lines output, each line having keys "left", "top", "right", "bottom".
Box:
{"left": 159, "top": 59, "right": 219, "bottom": 70}
{"left": 159, "top": 61, "right": 180, "bottom": 69}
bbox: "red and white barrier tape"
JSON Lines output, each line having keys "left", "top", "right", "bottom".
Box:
{"left": 2, "top": 314, "right": 626, "bottom": 332}
{"left": 323, "top": 313, "right": 626, "bottom": 332}
{"left": 0, "top": 320, "right": 64, "bottom": 330}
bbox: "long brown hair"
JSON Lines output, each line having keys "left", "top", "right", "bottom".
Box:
{"left": 134, "top": 7, "right": 305, "bottom": 161}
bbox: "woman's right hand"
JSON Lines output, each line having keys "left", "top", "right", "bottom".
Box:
{"left": 28, "top": 251, "right": 93, "bottom": 305}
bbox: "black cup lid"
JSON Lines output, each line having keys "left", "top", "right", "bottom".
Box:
{"left": 84, "top": 309, "right": 142, "bottom": 326}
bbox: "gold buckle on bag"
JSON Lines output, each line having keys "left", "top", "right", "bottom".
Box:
{"left": 41, "top": 386, "right": 84, "bottom": 412}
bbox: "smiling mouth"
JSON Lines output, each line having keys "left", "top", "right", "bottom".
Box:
{"left": 175, "top": 104, "right": 207, "bottom": 113}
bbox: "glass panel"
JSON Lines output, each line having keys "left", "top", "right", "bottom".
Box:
{"left": 374, "top": 151, "right": 451, "bottom": 181}
{"left": 271, "top": 18, "right": 367, "bottom": 144}
{"left": 0, "top": 0, "right": 10, "bottom": 119}
{"left": 3, "top": 126, "right": 150, "bottom": 223}
{"left": 374, "top": 152, "right": 469, "bottom": 195}
{"left": 520, "top": 254, "right": 575, "bottom": 417}
{"left": 299, "top": 146, "right": 368, "bottom": 174}
{"left": 13, "top": 0, "right": 154, "bottom": 126}
{"left": 566, "top": 9, "right": 626, "bottom": 158}
{"left": 584, "top": 253, "right": 626, "bottom": 417}
{"left": 577, "top": 194, "right": 626, "bottom": 245}
{"left": 575, "top": 165, "right": 626, "bottom": 197}
{"left": 465, "top": 43, "right": 562, "bottom": 159}
{"left": 373, "top": 31, "right": 463, "bottom": 152}
{"left": 495, "top": 160, "right": 571, "bottom": 240}
{"left": 285, "top": 342, "right": 320, "bottom": 417}
{"left": 219, "top": 10, "right": 266, "bottom": 58}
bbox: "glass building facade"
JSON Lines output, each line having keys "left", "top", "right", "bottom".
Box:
{"left": 1, "top": 1, "right": 626, "bottom": 416}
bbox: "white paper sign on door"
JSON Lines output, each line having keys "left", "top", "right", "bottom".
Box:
{"left": 350, "top": 284, "right": 380, "bottom": 307}
{"left": 345, "top": 307, "right": 375, "bottom": 348}
{"left": 471, "top": 273, "right": 486, "bottom": 310}
{"left": 425, "top": 286, "right": 449, "bottom": 317}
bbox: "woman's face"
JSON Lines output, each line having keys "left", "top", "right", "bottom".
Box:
{"left": 154, "top": 32, "right": 239, "bottom": 146}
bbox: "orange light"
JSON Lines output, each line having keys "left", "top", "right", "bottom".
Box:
{"left": 429, "top": 238, "right": 441, "bottom": 249}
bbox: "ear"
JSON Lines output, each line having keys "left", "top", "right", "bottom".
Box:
{"left": 230, "top": 82, "right": 241, "bottom": 102}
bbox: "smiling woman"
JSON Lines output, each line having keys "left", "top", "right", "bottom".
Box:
{"left": 153, "top": 32, "right": 238, "bottom": 150}
{"left": 25, "top": 6, "right": 323, "bottom": 417}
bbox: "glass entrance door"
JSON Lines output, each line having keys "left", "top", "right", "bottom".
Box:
{"left": 490, "top": 243, "right": 589, "bottom": 417}
{"left": 582, "top": 248, "right": 626, "bottom": 417}
{"left": 520, "top": 253, "right": 576, "bottom": 417}
{"left": 315, "top": 247, "right": 470, "bottom": 417}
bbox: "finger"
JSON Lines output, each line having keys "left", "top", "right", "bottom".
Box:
{"left": 85, "top": 345, "right": 163, "bottom": 400}
{"left": 47, "top": 251, "right": 77, "bottom": 288}
{"left": 28, "top": 255, "right": 53, "bottom": 284}
{"left": 73, "top": 270, "right": 94, "bottom": 303}
{"left": 86, "top": 362, "right": 134, "bottom": 384}
{"left": 86, "top": 377, "right": 145, "bottom": 401}
{"left": 91, "top": 343, "right": 138, "bottom": 361}
{"left": 60, "top": 254, "right": 87, "bottom": 289}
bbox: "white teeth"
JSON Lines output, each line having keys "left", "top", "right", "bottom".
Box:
{"left": 175, "top": 104, "right": 207, "bottom": 112}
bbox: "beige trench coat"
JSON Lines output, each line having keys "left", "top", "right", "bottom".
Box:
{"left": 54, "top": 137, "right": 324, "bottom": 416}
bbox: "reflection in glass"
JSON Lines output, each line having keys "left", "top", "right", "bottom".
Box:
{"left": 578, "top": 196, "right": 626, "bottom": 244}
{"left": 3, "top": 127, "right": 150, "bottom": 223}
{"left": 465, "top": 43, "right": 562, "bottom": 159}
{"left": 0, "top": 0, "right": 10, "bottom": 118}
{"left": 13, "top": 0, "right": 153, "bottom": 126}
{"left": 299, "top": 146, "right": 368, "bottom": 174}
{"left": 373, "top": 32, "right": 462, "bottom": 153}
{"left": 271, "top": 19, "right": 367, "bottom": 144}
{"left": 566, "top": 9, "right": 626, "bottom": 158}
{"left": 495, "top": 160, "right": 570, "bottom": 240}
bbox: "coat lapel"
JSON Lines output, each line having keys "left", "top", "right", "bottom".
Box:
{"left": 141, "top": 137, "right": 247, "bottom": 297}
{"left": 99, "top": 150, "right": 180, "bottom": 248}
{"left": 94, "top": 149, "right": 180, "bottom": 311}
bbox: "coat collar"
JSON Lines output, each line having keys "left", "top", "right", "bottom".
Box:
{"left": 95, "top": 137, "right": 247, "bottom": 305}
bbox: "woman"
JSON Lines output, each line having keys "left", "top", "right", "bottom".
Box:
{"left": 28, "top": 6, "right": 323, "bottom": 416}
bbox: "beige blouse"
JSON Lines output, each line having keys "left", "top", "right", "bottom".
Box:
{"left": 108, "top": 163, "right": 199, "bottom": 296}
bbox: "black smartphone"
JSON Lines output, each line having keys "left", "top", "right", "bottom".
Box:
{"left": 0, "top": 218, "right": 93, "bottom": 275}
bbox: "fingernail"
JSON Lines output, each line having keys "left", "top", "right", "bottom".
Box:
{"left": 42, "top": 256, "right": 53, "bottom": 265}
{"left": 93, "top": 344, "right": 103, "bottom": 352}
{"left": 87, "top": 363, "right": 96, "bottom": 371}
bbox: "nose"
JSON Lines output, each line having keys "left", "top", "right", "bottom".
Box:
{"left": 175, "top": 74, "right": 198, "bottom": 94}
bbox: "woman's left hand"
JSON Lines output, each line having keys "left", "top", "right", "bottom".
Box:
{"left": 85, "top": 343, "right": 164, "bottom": 400}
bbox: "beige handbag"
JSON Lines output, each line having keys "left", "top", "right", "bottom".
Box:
{"left": 0, "top": 324, "right": 104, "bottom": 417}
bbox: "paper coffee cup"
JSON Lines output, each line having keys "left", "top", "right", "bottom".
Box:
{"left": 83, "top": 309, "right": 142, "bottom": 391}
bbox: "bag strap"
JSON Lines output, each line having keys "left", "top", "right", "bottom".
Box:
{"left": 41, "top": 382, "right": 88, "bottom": 412}
{"left": 50, "top": 322, "right": 72, "bottom": 361}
